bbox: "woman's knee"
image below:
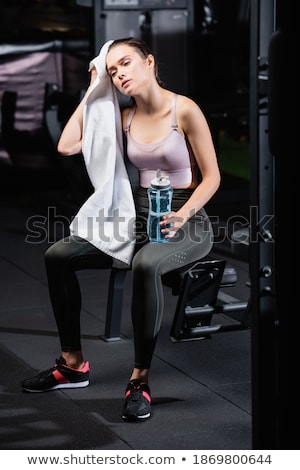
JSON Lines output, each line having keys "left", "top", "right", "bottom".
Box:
{"left": 45, "top": 237, "right": 75, "bottom": 265}
{"left": 132, "top": 247, "right": 157, "bottom": 277}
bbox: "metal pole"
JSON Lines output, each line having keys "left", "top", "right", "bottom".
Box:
{"left": 250, "top": 0, "right": 278, "bottom": 449}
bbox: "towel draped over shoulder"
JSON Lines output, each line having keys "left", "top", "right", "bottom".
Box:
{"left": 69, "top": 40, "right": 136, "bottom": 267}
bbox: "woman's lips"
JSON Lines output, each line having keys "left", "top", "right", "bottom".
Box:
{"left": 122, "top": 80, "right": 130, "bottom": 89}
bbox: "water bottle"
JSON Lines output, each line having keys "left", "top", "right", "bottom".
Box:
{"left": 147, "top": 169, "right": 173, "bottom": 243}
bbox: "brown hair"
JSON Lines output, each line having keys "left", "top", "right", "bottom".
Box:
{"left": 108, "top": 37, "right": 164, "bottom": 87}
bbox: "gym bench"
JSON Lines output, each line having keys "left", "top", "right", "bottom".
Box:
{"left": 102, "top": 257, "right": 250, "bottom": 342}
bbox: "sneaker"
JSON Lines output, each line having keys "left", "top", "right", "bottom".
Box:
{"left": 21, "top": 356, "right": 90, "bottom": 393}
{"left": 122, "top": 379, "right": 152, "bottom": 421}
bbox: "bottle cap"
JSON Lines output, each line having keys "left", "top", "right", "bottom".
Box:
{"left": 150, "top": 169, "right": 171, "bottom": 189}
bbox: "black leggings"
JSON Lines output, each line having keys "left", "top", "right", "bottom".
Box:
{"left": 45, "top": 188, "right": 214, "bottom": 369}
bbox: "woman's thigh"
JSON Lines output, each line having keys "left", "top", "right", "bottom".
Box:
{"left": 45, "top": 235, "right": 113, "bottom": 270}
{"left": 132, "top": 217, "right": 213, "bottom": 276}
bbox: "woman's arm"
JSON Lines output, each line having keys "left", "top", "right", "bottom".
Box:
{"left": 162, "top": 95, "right": 221, "bottom": 236}
{"left": 57, "top": 67, "right": 98, "bottom": 156}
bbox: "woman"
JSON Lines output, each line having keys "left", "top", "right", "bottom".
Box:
{"left": 21, "top": 38, "right": 220, "bottom": 422}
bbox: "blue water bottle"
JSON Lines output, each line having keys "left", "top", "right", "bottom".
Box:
{"left": 147, "top": 169, "right": 173, "bottom": 243}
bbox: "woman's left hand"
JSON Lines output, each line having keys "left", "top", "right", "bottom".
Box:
{"left": 160, "top": 211, "right": 186, "bottom": 238}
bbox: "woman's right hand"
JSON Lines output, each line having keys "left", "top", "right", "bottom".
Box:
{"left": 89, "top": 66, "right": 98, "bottom": 87}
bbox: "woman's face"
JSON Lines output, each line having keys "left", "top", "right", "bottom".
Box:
{"left": 106, "top": 44, "right": 154, "bottom": 96}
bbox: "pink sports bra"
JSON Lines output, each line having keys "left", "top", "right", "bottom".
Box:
{"left": 125, "top": 94, "right": 193, "bottom": 188}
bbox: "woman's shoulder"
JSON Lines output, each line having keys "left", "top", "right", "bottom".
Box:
{"left": 174, "top": 94, "right": 208, "bottom": 134}
{"left": 176, "top": 93, "right": 199, "bottom": 109}
{"left": 175, "top": 94, "right": 202, "bottom": 120}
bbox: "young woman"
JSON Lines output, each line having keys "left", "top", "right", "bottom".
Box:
{"left": 21, "top": 38, "right": 220, "bottom": 422}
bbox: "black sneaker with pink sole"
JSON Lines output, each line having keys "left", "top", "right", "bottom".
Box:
{"left": 21, "top": 356, "right": 90, "bottom": 392}
{"left": 122, "top": 379, "right": 152, "bottom": 422}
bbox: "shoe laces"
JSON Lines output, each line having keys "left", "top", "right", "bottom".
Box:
{"left": 126, "top": 379, "right": 151, "bottom": 402}
{"left": 128, "top": 379, "right": 147, "bottom": 389}
{"left": 37, "top": 357, "right": 66, "bottom": 378}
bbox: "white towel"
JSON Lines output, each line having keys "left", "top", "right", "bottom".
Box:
{"left": 69, "top": 40, "right": 136, "bottom": 267}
